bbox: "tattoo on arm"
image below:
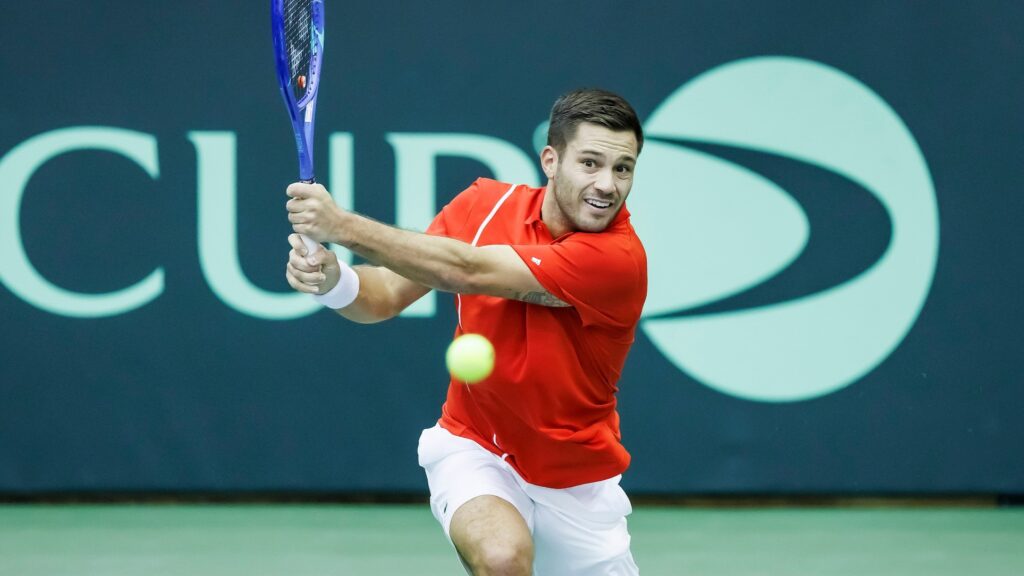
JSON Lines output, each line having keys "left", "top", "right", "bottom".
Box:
{"left": 515, "top": 290, "right": 571, "bottom": 307}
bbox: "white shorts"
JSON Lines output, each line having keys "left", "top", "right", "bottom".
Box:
{"left": 417, "top": 424, "right": 640, "bottom": 575}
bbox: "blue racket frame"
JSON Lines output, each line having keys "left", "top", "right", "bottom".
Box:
{"left": 271, "top": 0, "right": 325, "bottom": 183}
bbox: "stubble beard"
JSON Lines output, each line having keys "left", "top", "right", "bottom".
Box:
{"left": 552, "top": 170, "right": 620, "bottom": 234}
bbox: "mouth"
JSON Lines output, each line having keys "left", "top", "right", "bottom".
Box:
{"left": 583, "top": 198, "right": 614, "bottom": 210}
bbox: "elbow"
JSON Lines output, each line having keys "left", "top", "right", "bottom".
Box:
{"left": 345, "top": 312, "right": 387, "bottom": 325}
{"left": 338, "top": 306, "right": 392, "bottom": 324}
{"left": 435, "top": 246, "right": 486, "bottom": 294}
{"left": 342, "top": 298, "right": 405, "bottom": 323}
{"left": 435, "top": 268, "right": 478, "bottom": 294}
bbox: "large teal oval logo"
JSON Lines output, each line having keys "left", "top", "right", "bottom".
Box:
{"left": 630, "top": 57, "right": 939, "bottom": 402}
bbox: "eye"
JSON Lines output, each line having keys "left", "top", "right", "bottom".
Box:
{"left": 582, "top": 159, "right": 596, "bottom": 168}
{"left": 616, "top": 164, "right": 633, "bottom": 174}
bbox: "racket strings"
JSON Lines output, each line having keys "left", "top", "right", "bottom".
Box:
{"left": 283, "top": 0, "right": 314, "bottom": 99}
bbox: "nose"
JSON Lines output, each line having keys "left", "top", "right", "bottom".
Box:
{"left": 594, "top": 167, "right": 615, "bottom": 195}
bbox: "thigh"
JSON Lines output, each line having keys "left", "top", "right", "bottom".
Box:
{"left": 533, "top": 509, "right": 638, "bottom": 575}
{"left": 529, "top": 479, "right": 639, "bottom": 576}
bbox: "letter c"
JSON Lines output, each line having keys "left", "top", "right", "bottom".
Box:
{"left": 0, "top": 127, "right": 163, "bottom": 317}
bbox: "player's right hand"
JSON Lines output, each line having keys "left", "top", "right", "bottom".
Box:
{"left": 286, "top": 233, "right": 341, "bottom": 295}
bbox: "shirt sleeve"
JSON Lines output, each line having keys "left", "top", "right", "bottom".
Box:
{"left": 511, "top": 231, "right": 647, "bottom": 328}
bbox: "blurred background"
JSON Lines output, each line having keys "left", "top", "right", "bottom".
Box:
{"left": 1, "top": 1, "right": 1022, "bottom": 574}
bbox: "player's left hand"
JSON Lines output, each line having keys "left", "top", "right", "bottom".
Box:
{"left": 286, "top": 182, "right": 343, "bottom": 243}
{"left": 286, "top": 234, "right": 341, "bottom": 295}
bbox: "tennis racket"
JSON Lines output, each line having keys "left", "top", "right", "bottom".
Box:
{"left": 271, "top": 0, "right": 325, "bottom": 256}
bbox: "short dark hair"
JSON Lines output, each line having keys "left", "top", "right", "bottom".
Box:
{"left": 547, "top": 88, "right": 643, "bottom": 155}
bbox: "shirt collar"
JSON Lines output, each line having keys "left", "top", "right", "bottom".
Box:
{"left": 524, "top": 186, "right": 545, "bottom": 226}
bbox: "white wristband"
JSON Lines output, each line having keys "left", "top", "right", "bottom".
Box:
{"left": 312, "top": 261, "right": 360, "bottom": 309}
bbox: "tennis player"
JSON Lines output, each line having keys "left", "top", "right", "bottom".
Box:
{"left": 286, "top": 88, "right": 646, "bottom": 575}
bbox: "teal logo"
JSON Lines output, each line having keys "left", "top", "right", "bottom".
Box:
{"left": 630, "top": 57, "right": 939, "bottom": 402}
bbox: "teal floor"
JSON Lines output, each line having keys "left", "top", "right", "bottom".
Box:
{"left": 1, "top": 504, "right": 1021, "bottom": 575}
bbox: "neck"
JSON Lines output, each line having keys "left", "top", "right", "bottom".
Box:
{"left": 541, "top": 183, "right": 571, "bottom": 237}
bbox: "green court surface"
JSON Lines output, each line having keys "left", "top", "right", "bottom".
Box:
{"left": 1, "top": 504, "right": 1021, "bottom": 575}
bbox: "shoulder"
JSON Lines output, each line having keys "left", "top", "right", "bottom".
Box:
{"left": 432, "top": 178, "right": 532, "bottom": 239}
{"left": 462, "top": 177, "right": 520, "bottom": 200}
{"left": 444, "top": 178, "right": 519, "bottom": 214}
{"left": 451, "top": 178, "right": 537, "bottom": 221}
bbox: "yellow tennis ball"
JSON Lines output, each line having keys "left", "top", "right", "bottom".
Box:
{"left": 446, "top": 334, "right": 495, "bottom": 384}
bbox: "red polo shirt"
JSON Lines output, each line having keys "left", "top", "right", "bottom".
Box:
{"left": 426, "top": 178, "right": 647, "bottom": 488}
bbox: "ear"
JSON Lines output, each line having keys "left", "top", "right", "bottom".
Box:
{"left": 540, "top": 145, "right": 558, "bottom": 180}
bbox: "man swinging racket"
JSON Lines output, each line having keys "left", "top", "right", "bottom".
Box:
{"left": 286, "top": 88, "right": 646, "bottom": 575}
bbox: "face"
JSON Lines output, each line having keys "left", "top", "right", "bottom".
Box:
{"left": 541, "top": 123, "right": 638, "bottom": 235}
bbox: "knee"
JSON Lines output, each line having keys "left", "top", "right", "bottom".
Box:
{"left": 467, "top": 538, "right": 533, "bottom": 576}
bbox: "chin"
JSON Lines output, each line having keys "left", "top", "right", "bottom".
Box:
{"left": 574, "top": 217, "right": 612, "bottom": 233}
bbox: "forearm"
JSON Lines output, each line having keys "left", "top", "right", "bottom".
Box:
{"left": 331, "top": 213, "right": 479, "bottom": 294}
{"left": 335, "top": 265, "right": 421, "bottom": 324}
{"left": 287, "top": 182, "right": 560, "bottom": 306}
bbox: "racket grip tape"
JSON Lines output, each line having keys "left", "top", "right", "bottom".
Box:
{"left": 298, "top": 177, "right": 323, "bottom": 262}
{"left": 299, "top": 235, "right": 321, "bottom": 259}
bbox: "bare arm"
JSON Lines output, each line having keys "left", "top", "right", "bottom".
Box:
{"left": 341, "top": 265, "right": 430, "bottom": 323}
{"left": 286, "top": 183, "right": 569, "bottom": 307}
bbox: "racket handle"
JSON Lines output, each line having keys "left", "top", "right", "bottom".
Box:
{"left": 297, "top": 178, "right": 322, "bottom": 261}
{"left": 299, "top": 234, "right": 321, "bottom": 260}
